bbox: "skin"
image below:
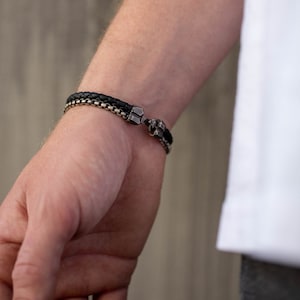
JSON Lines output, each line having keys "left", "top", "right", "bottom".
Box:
{"left": 0, "top": 0, "right": 243, "bottom": 299}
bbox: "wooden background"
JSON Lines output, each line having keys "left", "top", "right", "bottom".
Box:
{"left": 0, "top": 1, "right": 240, "bottom": 299}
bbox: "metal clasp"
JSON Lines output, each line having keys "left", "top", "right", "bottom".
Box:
{"left": 127, "top": 106, "right": 145, "bottom": 125}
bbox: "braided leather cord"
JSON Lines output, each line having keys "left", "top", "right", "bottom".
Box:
{"left": 64, "top": 92, "right": 173, "bottom": 154}
{"left": 65, "top": 92, "right": 133, "bottom": 117}
{"left": 66, "top": 92, "right": 132, "bottom": 113}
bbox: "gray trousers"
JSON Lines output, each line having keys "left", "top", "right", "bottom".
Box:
{"left": 240, "top": 256, "right": 300, "bottom": 300}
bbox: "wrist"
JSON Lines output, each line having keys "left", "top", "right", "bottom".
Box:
{"left": 77, "top": 38, "right": 192, "bottom": 129}
{"left": 78, "top": 75, "right": 179, "bottom": 130}
{"left": 58, "top": 105, "right": 134, "bottom": 167}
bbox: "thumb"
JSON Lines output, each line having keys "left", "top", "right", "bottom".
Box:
{"left": 12, "top": 217, "right": 75, "bottom": 300}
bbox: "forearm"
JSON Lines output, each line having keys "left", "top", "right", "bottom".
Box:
{"left": 79, "top": 0, "right": 243, "bottom": 127}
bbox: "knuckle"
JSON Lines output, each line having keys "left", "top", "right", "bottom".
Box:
{"left": 12, "top": 260, "right": 41, "bottom": 283}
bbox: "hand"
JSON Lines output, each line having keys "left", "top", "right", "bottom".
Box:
{"left": 0, "top": 106, "right": 166, "bottom": 299}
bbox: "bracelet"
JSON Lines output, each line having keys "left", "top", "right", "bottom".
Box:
{"left": 64, "top": 92, "right": 173, "bottom": 154}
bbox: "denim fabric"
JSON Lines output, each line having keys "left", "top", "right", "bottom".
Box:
{"left": 240, "top": 256, "right": 300, "bottom": 300}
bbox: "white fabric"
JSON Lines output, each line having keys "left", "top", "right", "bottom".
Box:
{"left": 217, "top": 0, "right": 300, "bottom": 267}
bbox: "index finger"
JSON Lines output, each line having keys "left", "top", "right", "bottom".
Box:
{"left": 12, "top": 206, "right": 77, "bottom": 300}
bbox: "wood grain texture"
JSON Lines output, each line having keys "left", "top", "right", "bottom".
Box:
{"left": 0, "top": 1, "right": 240, "bottom": 299}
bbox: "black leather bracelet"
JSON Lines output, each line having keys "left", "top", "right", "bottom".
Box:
{"left": 64, "top": 92, "right": 173, "bottom": 154}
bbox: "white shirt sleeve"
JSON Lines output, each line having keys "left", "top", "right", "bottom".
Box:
{"left": 217, "top": 0, "right": 300, "bottom": 267}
